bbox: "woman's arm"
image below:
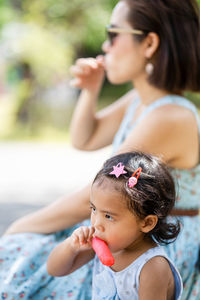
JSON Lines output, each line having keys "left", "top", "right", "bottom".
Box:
{"left": 47, "top": 226, "right": 95, "bottom": 276}
{"left": 4, "top": 184, "right": 91, "bottom": 235}
{"left": 116, "top": 103, "right": 199, "bottom": 169}
{"left": 6, "top": 98, "right": 197, "bottom": 235}
{"left": 70, "top": 57, "right": 136, "bottom": 150}
{"left": 70, "top": 57, "right": 105, "bottom": 149}
{"left": 71, "top": 89, "right": 136, "bottom": 150}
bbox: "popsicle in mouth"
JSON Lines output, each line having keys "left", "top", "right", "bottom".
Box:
{"left": 92, "top": 237, "right": 115, "bottom": 267}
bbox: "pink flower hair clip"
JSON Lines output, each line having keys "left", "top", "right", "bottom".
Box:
{"left": 109, "top": 162, "right": 127, "bottom": 178}
{"left": 128, "top": 167, "right": 142, "bottom": 188}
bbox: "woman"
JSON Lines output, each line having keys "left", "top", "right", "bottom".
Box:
{"left": 1, "top": 0, "right": 200, "bottom": 299}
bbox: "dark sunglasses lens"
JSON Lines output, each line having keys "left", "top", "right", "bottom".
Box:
{"left": 107, "top": 31, "right": 118, "bottom": 45}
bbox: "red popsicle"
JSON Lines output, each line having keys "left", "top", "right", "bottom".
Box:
{"left": 92, "top": 237, "right": 115, "bottom": 266}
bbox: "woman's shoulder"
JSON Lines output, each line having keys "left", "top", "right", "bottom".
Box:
{"left": 144, "top": 96, "right": 199, "bottom": 168}
{"left": 146, "top": 96, "right": 198, "bottom": 129}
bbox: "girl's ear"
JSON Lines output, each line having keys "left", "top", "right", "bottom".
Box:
{"left": 144, "top": 32, "right": 160, "bottom": 59}
{"left": 140, "top": 215, "right": 158, "bottom": 233}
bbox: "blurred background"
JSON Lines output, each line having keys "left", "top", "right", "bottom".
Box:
{"left": 0, "top": 0, "right": 200, "bottom": 235}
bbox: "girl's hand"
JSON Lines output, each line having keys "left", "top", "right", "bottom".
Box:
{"left": 70, "top": 226, "right": 95, "bottom": 252}
{"left": 69, "top": 56, "right": 105, "bottom": 92}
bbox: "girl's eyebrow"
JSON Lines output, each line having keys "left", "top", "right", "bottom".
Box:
{"left": 90, "top": 201, "right": 119, "bottom": 216}
{"left": 102, "top": 210, "right": 119, "bottom": 217}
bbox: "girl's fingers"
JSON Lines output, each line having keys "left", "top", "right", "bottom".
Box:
{"left": 88, "top": 226, "right": 95, "bottom": 242}
{"left": 78, "top": 226, "right": 89, "bottom": 244}
{"left": 72, "top": 226, "right": 95, "bottom": 247}
{"left": 72, "top": 234, "right": 78, "bottom": 244}
{"left": 79, "top": 228, "right": 86, "bottom": 244}
{"left": 80, "top": 226, "right": 95, "bottom": 244}
{"left": 89, "top": 226, "right": 95, "bottom": 237}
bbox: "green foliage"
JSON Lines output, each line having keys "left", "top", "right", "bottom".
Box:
{"left": 0, "top": 0, "right": 200, "bottom": 141}
{"left": 184, "top": 92, "right": 200, "bottom": 108}
{"left": 0, "top": 0, "right": 116, "bottom": 83}
{"left": 0, "top": 1, "right": 118, "bottom": 139}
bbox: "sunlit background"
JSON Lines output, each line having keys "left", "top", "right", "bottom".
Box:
{"left": 0, "top": 0, "right": 131, "bottom": 140}
{"left": 0, "top": 0, "right": 200, "bottom": 234}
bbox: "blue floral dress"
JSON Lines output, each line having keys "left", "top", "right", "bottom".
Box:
{"left": 0, "top": 95, "right": 199, "bottom": 300}
{"left": 112, "top": 95, "right": 200, "bottom": 300}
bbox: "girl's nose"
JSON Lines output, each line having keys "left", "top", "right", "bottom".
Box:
{"left": 93, "top": 218, "right": 105, "bottom": 232}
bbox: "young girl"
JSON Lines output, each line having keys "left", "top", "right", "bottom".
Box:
{"left": 47, "top": 152, "right": 182, "bottom": 300}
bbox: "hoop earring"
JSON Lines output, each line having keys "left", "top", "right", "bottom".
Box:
{"left": 145, "top": 63, "right": 154, "bottom": 75}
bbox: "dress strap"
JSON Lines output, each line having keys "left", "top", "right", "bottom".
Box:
{"left": 131, "top": 95, "right": 200, "bottom": 164}
{"left": 112, "top": 94, "right": 200, "bottom": 155}
{"left": 130, "top": 95, "right": 200, "bottom": 133}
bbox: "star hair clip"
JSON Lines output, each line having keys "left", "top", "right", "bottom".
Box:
{"left": 109, "top": 163, "right": 142, "bottom": 188}
{"left": 128, "top": 167, "right": 142, "bottom": 188}
{"left": 109, "top": 162, "right": 127, "bottom": 178}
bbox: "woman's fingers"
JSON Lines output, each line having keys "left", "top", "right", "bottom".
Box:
{"left": 70, "top": 65, "right": 90, "bottom": 77}
{"left": 70, "top": 57, "right": 104, "bottom": 77}
{"left": 69, "top": 78, "right": 82, "bottom": 87}
{"left": 76, "top": 58, "right": 99, "bottom": 69}
{"left": 69, "top": 57, "right": 105, "bottom": 91}
{"left": 96, "top": 55, "right": 105, "bottom": 67}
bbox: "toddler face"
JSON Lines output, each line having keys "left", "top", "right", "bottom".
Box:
{"left": 90, "top": 181, "right": 145, "bottom": 253}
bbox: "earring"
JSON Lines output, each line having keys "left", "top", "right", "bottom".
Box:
{"left": 145, "top": 63, "right": 154, "bottom": 75}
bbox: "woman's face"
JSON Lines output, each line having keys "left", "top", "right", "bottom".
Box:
{"left": 102, "top": 1, "right": 146, "bottom": 84}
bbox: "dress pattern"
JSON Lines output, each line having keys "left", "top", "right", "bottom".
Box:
{"left": 0, "top": 95, "right": 200, "bottom": 299}
{"left": 112, "top": 95, "right": 200, "bottom": 300}
{"left": 0, "top": 221, "right": 93, "bottom": 299}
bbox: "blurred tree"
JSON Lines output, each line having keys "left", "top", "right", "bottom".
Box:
{"left": 0, "top": 0, "right": 199, "bottom": 140}
{"left": 5, "top": 0, "right": 116, "bottom": 57}
{"left": 0, "top": 0, "right": 118, "bottom": 139}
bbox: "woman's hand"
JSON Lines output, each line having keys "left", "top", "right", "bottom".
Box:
{"left": 70, "top": 56, "right": 105, "bottom": 92}
{"left": 71, "top": 226, "right": 95, "bottom": 252}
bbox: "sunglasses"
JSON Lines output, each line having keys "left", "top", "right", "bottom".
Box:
{"left": 106, "top": 25, "right": 144, "bottom": 45}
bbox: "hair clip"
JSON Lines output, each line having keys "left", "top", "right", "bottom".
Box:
{"left": 128, "top": 167, "right": 142, "bottom": 187}
{"left": 109, "top": 162, "right": 127, "bottom": 178}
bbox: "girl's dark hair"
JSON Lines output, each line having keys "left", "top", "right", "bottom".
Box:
{"left": 93, "top": 151, "right": 180, "bottom": 245}
{"left": 121, "top": 0, "right": 200, "bottom": 93}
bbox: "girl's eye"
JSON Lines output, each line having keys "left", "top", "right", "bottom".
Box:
{"left": 90, "top": 206, "right": 96, "bottom": 213}
{"left": 105, "top": 214, "right": 113, "bottom": 221}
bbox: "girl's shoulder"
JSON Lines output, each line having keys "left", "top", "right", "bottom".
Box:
{"left": 138, "top": 247, "right": 182, "bottom": 300}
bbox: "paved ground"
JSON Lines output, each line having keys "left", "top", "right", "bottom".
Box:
{"left": 0, "top": 142, "right": 110, "bottom": 235}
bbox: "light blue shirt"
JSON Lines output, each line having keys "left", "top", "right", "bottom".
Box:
{"left": 92, "top": 246, "right": 183, "bottom": 300}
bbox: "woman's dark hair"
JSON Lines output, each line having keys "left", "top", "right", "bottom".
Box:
{"left": 121, "top": 0, "right": 200, "bottom": 93}
{"left": 93, "top": 151, "right": 180, "bottom": 245}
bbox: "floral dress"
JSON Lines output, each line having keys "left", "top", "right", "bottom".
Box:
{"left": 0, "top": 95, "right": 199, "bottom": 299}
{"left": 112, "top": 95, "right": 200, "bottom": 300}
